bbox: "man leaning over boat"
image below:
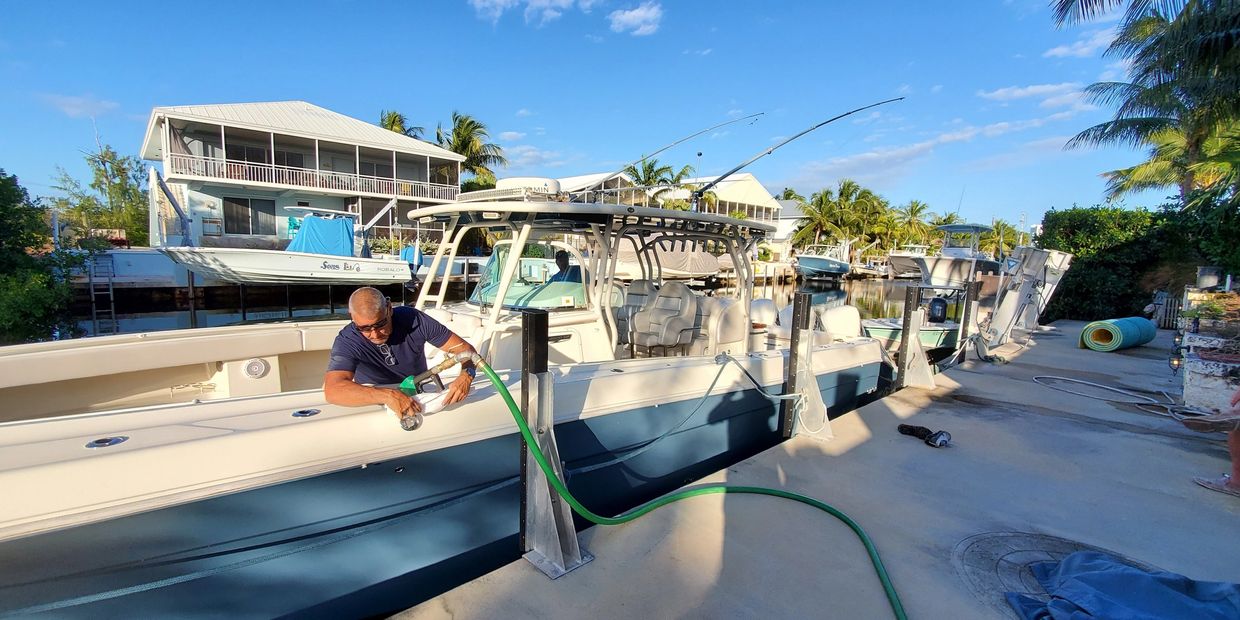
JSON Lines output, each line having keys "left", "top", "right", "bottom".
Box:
{"left": 324, "top": 287, "right": 478, "bottom": 419}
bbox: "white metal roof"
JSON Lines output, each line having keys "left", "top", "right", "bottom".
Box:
{"left": 656, "top": 173, "right": 782, "bottom": 211}
{"left": 556, "top": 172, "right": 633, "bottom": 192}
{"left": 140, "top": 101, "right": 465, "bottom": 162}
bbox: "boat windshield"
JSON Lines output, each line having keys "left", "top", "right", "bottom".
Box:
{"left": 467, "top": 244, "right": 588, "bottom": 311}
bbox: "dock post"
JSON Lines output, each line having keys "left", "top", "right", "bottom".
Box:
{"left": 955, "top": 280, "right": 982, "bottom": 364}
{"left": 896, "top": 286, "right": 936, "bottom": 389}
{"left": 520, "top": 309, "right": 591, "bottom": 578}
{"left": 781, "top": 291, "right": 813, "bottom": 438}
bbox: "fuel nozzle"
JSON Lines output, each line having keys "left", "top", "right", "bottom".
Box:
{"left": 396, "top": 354, "right": 467, "bottom": 432}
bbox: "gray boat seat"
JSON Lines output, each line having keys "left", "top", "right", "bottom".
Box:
{"left": 615, "top": 279, "right": 658, "bottom": 345}
{"left": 632, "top": 281, "right": 696, "bottom": 355}
{"left": 689, "top": 297, "right": 748, "bottom": 356}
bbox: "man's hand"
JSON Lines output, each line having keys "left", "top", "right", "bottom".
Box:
{"left": 380, "top": 387, "right": 422, "bottom": 419}
{"left": 443, "top": 371, "right": 473, "bottom": 406}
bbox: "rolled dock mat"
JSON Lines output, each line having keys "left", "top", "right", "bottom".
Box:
{"left": 1078, "top": 317, "right": 1157, "bottom": 352}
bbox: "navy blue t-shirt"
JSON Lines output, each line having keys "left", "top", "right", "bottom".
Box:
{"left": 327, "top": 306, "right": 453, "bottom": 385}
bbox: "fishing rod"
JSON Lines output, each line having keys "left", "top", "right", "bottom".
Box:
{"left": 603, "top": 112, "right": 765, "bottom": 186}
{"left": 691, "top": 97, "right": 904, "bottom": 209}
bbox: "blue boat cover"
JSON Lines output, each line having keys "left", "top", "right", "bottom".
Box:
{"left": 287, "top": 215, "right": 354, "bottom": 257}
{"left": 400, "top": 245, "right": 424, "bottom": 267}
{"left": 1006, "top": 551, "right": 1240, "bottom": 620}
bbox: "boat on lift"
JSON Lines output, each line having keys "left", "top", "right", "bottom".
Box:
{"left": 885, "top": 244, "right": 930, "bottom": 279}
{"left": 913, "top": 224, "right": 1002, "bottom": 288}
{"left": 794, "top": 238, "right": 853, "bottom": 279}
{"left": 160, "top": 203, "right": 414, "bottom": 285}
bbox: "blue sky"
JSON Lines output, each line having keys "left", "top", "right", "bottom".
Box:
{"left": 0, "top": 1, "right": 1165, "bottom": 231}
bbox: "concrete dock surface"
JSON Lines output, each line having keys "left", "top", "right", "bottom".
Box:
{"left": 395, "top": 321, "right": 1239, "bottom": 619}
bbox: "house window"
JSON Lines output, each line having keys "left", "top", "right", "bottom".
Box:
{"left": 223, "top": 197, "right": 276, "bottom": 235}
{"left": 227, "top": 144, "right": 268, "bottom": 164}
{"left": 359, "top": 161, "right": 394, "bottom": 178}
{"left": 275, "top": 150, "right": 305, "bottom": 168}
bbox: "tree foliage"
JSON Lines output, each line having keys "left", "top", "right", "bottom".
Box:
{"left": 436, "top": 111, "right": 507, "bottom": 179}
{"left": 49, "top": 145, "right": 149, "bottom": 247}
{"left": 0, "top": 170, "right": 80, "bottom": 344}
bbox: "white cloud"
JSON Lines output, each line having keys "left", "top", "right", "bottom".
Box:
{"left": 609, "top": 2, "right": 663, "bottom": 36}
{"left": 852, "top": 111, "right": 882, "bottom": 125}
{"left": 683, "top": 48, "right": 712, "bottom": 56}
{"left": 965, "top": 135, "right": 1079, "bottom": 171}
{"left": 40, "top": 93, "right": 119, "bottom": 118}
{"left": 516, "top": 108, "right": 533, "bottom": 117}
{"left": 930, "top": 84, "right": 943, "bottom": 94}
{"left": 710, "top": 131, "right": 729, "bottom": 139}
{"left": 469, "top": 0, "right": 596, "bottom": 25}
{"left": 1098, "top": 59, "right": 1131, "bottom": 81}
{"left": 504, "top": 144, "right": 565, "bottom": 170}
{"left": 726, "top": 108, "right": 744, "bottom": 117}
{"left": 523, "top": 0, "right": 575, "bottom": 25}
{"left": 499, "top": 131, "right": 526, "bottom": 141}
{"left": 469, "top": 0, "right": 520, "bottom": 22}
{"left": 977, "top": 82, "right": 1081, "bottom": 101}
{"left": 896, "top": 84, "right": 913, "bottom": 95}
{"left": 784, "top": 111, "right": 1083, "bottom": 188}
{"left": 1043, "top": 28, "right": 1114, "bottom": 59}
{"left": 585, "top": 33, "right": 604, "bottom": 43}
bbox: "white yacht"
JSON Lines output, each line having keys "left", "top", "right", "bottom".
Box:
{"left": 0, "top": 182, "right": 883, "bottom": 617}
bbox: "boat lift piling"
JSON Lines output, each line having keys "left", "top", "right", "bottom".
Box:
{"left": 781, "top": 291, "right": 813, "bottom": 438}
{"left": 519, "top": 309, "right": 592, "bottom": 579}
{"left": 895, "top": 286, "right": 935, "bottom": 389}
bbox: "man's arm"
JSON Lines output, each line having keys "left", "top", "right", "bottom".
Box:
{"left": 437, "top": 333, "right": 479, "bottom": 406}
{"left": 324, "top": 369, "right": 421, "bottom": 417}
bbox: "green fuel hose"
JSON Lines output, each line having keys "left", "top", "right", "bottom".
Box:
{"left": 476, "top": 362, "right": 908, "bottom": 620}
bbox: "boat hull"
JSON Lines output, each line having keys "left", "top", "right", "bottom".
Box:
{"left": 0, "top": 365, "right": 879, "bottom": 618}
{"left": 861, "top": 318, "right": 960, "bottom": 352}
{"left": 795, "top": 255, "right": 850, "bottom": 279}
{"left": 161, "top": 247, "right": 413, "bottom": 285}
{"left": 885, "top": 255, "right": 923, "bottom": 279}
{"left": 912, "top": 256, "right": 1002, "bottom": 288}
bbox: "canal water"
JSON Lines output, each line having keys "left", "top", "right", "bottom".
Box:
{"left": 77, "top": 278, "right": 930, "bottom": 336}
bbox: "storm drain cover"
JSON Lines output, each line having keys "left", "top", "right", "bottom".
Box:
{"left": 952, "top": 531, "right": 1162, "bottom": 618}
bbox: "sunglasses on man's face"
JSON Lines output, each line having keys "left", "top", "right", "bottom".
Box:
{"left": 354, "top": 315, "right": 390, "bottom": 334}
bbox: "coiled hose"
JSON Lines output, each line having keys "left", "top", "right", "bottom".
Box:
{"left": 474, "top": 359, "right": 907, "bottom": 620}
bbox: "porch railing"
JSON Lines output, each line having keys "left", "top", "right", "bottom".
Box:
{"left": 166, "top": 154, "right": 458, "bottom": 201}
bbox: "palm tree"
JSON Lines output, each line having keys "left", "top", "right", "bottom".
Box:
{"left": 778, "top": 187, "right": 806, "bottom": 202}
{"left": 792, "top": 190, "right": 847, "bottom": 247}
{"left": 980, "top": 220, "right": 1020, "bottom": 258}
{"left": 379, "top": 110, "right": 424, "bottom": 139}
{"left": 435, "top": 111, "right": 507, "bottom": 179}
{"left": 622, "top": 159, "right": 696, "bottom": 206}
{"left": 1103, "top": 121, "right": 1240, "bottom": 198}
{"left": 896, "top": 200, "right": 933, "bottom": 244}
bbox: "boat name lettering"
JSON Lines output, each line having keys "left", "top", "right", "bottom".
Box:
{"left": 321, "top": 261, "right": 363, "bottom": 271}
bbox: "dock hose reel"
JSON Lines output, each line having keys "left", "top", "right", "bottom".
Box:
{"left": 445, "top": 351, "right": 908, "bottom": 619}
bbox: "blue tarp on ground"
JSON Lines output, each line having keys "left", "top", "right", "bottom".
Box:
{"left": 1007, "top": 551, "right": 1240, "bottom": 620}
{"left": 286, "top": 215, "right": 354, "bottom": 257}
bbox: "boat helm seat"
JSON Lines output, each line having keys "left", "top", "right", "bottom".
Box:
{"left": 750, "top": 299, "right": 777, "bottom": 329}
{"left": 632, "top": 281, "right": 696, "bottom": 356}
{"left": 615, "top": 279, "right": 658, "bottom": 345}
{"left": 689, "top": 296, "right": 748, "bottom": 356}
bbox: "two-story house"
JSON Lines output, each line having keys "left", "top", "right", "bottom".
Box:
{"left": 140, "top": 101, "right": 463, "bottom": 250}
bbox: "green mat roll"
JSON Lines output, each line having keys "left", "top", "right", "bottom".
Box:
{"left": 1078, "top": 317, "right": 1157, "bottom": 352}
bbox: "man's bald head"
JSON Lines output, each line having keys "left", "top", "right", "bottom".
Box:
{"left": 348, "top": 287, "right": 389, "bottom": 318}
